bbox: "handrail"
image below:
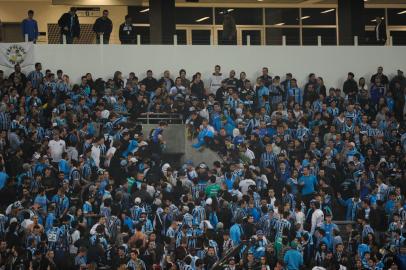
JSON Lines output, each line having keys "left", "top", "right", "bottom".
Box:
{"left": 131, "top": 112, "right": 184, "bottom": 124}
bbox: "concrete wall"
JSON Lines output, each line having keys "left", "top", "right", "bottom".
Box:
{"left": 141, "top": 124, "right": 221, "bottom": 165}
{"left": 142, "top": 124, "right": 186, "bottom": 154}
{"left": 3, "top": 44, "right": 404, "bottom": 91}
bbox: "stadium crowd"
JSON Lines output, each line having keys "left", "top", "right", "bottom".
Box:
{"left": 0, "top": 63, "right": 404, "bottom": 270}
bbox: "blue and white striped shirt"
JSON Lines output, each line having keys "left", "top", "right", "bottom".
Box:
{"left": 274, "top": 218, "right": 291, "bottom": 239}
{"left": 0, "top": 112, "right": 11, "bottom": 131}
{"left": 260, "top": 151, "right": 276, "bottom": 169}
{"left": 27, "top": 71, "right": 43, "bottom": 89}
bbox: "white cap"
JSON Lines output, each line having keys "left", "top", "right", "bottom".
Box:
{"left": 33, "top": 152, "right": 41, "bottom": 160}
{"left": 130, "top": 157, "right": 137, "bottom": 163}
{"left": 206, "top": 198, "right": 213, "bottom": 205}
{"left": 101, "top": 110, "right": 110, "bottom": 119}
{"left": 162, "top": 163, "right": 171, "bottom": 173}
{"left": 10, "top": 218, "right": 18, "bottom": 224}
{"left": 134, "top": 197, "right": 141, "bottom": 204}
{"left": 154, "top": 198, "right": 162, "bottom": 206}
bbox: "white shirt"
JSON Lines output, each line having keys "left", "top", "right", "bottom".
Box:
{"left": 239, "top": 178, "right": 256, "bottom": 194}
{"left": 104, "top": 146, "right": 116, "bottom": 167}
{"left": 22, "top": 219, "right": 33, "bottom": 230}
{"left": 311, "top": 209, "right": 325, "bottom": 234}
{"left": 66, "top": 146, "right": 78, "bottom": 162}
{"left": 199, "top": 124, "right": 215, "bottom": 134}
{"left": 209, "top": 74, "right": 224, "bottom": 94}
{"left": 91, "top": 144, "right": 101, "bottom": 167}
{"left": 48, "top": 139, "right": 66, "bottom": 162}
{"left": 244, "top": 148, "right": 255, "bottom": 162}
{"left": 199, "top": 108, "right": 210, "bottom": 120}
{"left": 69, "top": 229, "right": 80, "bottom": 254}
{"left": 169, "top": 85, "right": 186, "bottom": 96}
{"left": 295, "top": 211, "right": 306, "bottom": 226}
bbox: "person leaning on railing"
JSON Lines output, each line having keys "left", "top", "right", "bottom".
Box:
{"left": 58, "top": 7, "right": 80, "bottom": 44}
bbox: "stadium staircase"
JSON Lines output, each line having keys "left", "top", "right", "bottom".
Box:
{"left": 142, "top": 124, "right": 222, "bottom": 167}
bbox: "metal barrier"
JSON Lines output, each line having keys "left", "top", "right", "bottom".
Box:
{"left": 132, "top": 112, "right": 184, "bottom": 125}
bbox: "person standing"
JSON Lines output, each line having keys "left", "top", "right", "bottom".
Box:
{"left": 343, "top": 72, "right": 358, "bottom": 103}
{"left": 58, "top": 7, "right": 80, "bottom": 44}
{"left": 119, "top": 15, "right": 136, "bottom": 44}
{"left": 374, "top": 16, "right": 387, "bottom": 45}
{"left": 21, "top": 10, "right": 38, "bottom": 43}
{"left": 93, "top": 10, "right": 112, "bottom": 44}
{"left": 283, "top": 242, "right": 303, "bottom": 270}
{"left": 208, "top": 65, "right": 224, "bottom": 95}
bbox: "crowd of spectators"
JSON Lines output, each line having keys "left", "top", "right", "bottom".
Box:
{"left": 0, "top": 62, "right": 404, "bottom": 270}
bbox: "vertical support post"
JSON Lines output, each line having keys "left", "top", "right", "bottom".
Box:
{"left": 62, "top": 35, "right": 67, "bottom": 44}
{"left": 317, "top": 35, "right": 322, "bottom": 46}
{"left": 282, "top": 35, "right": 286, "bottom": 46}
{"left": 246, "top": 35, "right": 251, "bottom": 46}
{"left": 100, "top": 34, "right": 104, "bottom": 45}
{"left": 174, "top": 34, "right": 178, "bottom": 45}
{"left": 137, "top": 35, "right": 141, "bottom": 45}
{"left": 354, "top": 36, "right": 358, "bottom": 46}
{"left": 25, "top": 34, "right": 29, "bottom": 42}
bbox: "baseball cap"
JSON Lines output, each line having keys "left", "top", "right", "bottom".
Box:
{"left": 206, "top": 198, "right": 213, "bottom": 205}
{"left": 134, "top": 197, "right": 141, "bottom": 204}
{"left": 10, "top": 218, "right": 18, "bottom": 224}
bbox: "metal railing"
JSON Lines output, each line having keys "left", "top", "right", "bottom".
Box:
{"left": 130, "top": 112, "right": 184, "bottom": 125}
{"left": 49, "top": 33, "right": 402, "bottom": 46}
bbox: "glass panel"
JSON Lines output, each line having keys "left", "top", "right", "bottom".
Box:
{"left": 191, "top": 30, "right": 211, "bottom": 45}
{"left": 176, "top": 7, "right": 213, "bottom": 25}
{"left": 364, "top": 8, "right": 385, "bottom": 26}
{"left": 242, "top": 30, "right": 261, "bottom": 45}
{"left": 388, "top": 9, "right": 406, "bottom": 26}
{"left": 175, "top": 30, "right": 187, "bottom": 45}
{"left": 265, "top": 8, "right": 299, "bottom": 25}
{"left": 128, "top": 6, "right": 150, "bottom": 24}
{"left": 301, "top": 8, "right": 336, "bottom": 25}
{"left": 215, "top": 8, "right": 262, "bottom": 25}
{"left": 302, "top": 28, "right": 336, "bottom": 45}
{"left": 266, "top": 28, "right": 300, "bottom": 45}
{"left": 391, "top": 31, "right": 406, "bottom": 46}
{"left": 134, "top": 26, "right": 150, "bottom": 44}
{"left": 217, "top": 30, "right": 237, "bottom": 45}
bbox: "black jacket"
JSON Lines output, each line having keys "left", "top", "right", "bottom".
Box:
{"left": 375, "top": 22, "right": 387, "bottom": 42}
{"left": 140, "top": 77, "right": 159, "bottom": 92}
{"left": 370, "top": 73, "right": 389, "bottom": 85}
{"left": 93, "top": 17, "right": 113, "bottom": 37}
{"left": 369, "top": 206, "right": 387, "bottom": 232}
{"left": 119, "top": 23, "right": 136, "bottom": 44}
{"left": 343, "top": 79, "right": 358, "bottom": 96}
{"left": 58, "top": 12, "right": 80, "bottom": 38}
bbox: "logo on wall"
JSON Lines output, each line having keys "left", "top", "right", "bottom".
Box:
{"left": 0, "top": 42, "right": 33, "bottom": 68}
{"left": 6, "top": 44, "right": 27, "bottom": 65}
